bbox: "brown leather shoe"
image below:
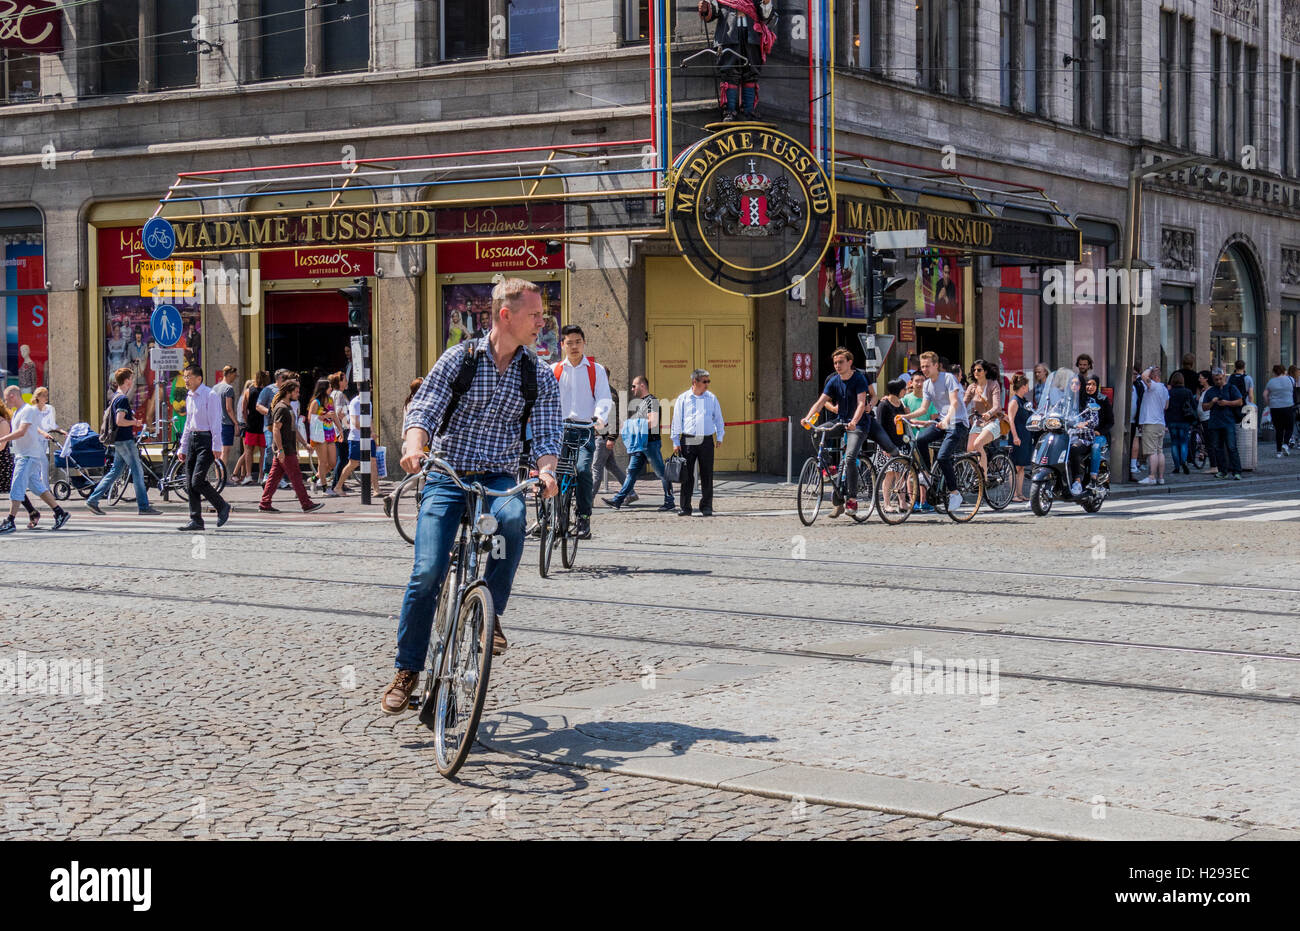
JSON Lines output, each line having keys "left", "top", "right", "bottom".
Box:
{"left": 381, "top": 669, "right": 420, "bottom": 715}
{"left": 492, "top": 622, "right": 508, "bottom": 656}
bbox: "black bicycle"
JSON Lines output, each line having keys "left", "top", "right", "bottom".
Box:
{"left": 875, "top": 424, "right": 985, "bottom": 524}
{"left": 410, "top": 455, "right": 537, "bottom": 778}
{"left": 110, "top": 421, "right": 226, "bottom": 504}
{"left": 536, "top": 423, "right": 590, "bottom": 577}
{"left": 796, "top": 422, "right": 876, "bottom": 525}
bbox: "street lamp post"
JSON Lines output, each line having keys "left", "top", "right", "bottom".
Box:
{"left": 1115, "top": 154, "right": 1212, "bottom": 484}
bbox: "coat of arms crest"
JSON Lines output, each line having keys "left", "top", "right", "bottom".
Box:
{"left": 702, "top": 159, "right": 804, "bottom": 237}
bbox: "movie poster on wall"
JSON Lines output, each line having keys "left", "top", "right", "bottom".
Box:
{"left": 3, "top": 244, "right": 48, "bottom": 402}
{"left": 917, "top": 252, "right": 962, "bottom": 323}
{"left": 441, "top": 281, "right": 561, "bottom": 362}
{"left": 102, "top": 296, "right": 202, "bottom": 436}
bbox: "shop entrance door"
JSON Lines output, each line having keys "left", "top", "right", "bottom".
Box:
{"left": 265, "top": 292, "right": 351, "bottom": 384}
{"left": 916, "top": 323, "right": 963, "bottom": 371}
{"left": 645, "top": 257, "right": 754, "bottom": 470}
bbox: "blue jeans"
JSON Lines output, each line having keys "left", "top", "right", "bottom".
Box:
{"left": 88, "top": 440, "right": 151, "bottom": 509}
{"left": 913, "top": 422, "right": 969, "bottom": 491}
{"left": 1208, "top": 425, "right": 1241, "bottom": 474}
{"left": 394, "top": 471, "right": 525, "bottom": 671}
{"left": 1166, "top": 424, "right": 1189, "bottom": 472}
{"left": 611, "top": 442, "right": 674, "bottom": 506}
{"left": 1090, "top": 436, "right": 1109, "bottom": 476}
{"left": 9, "top": 455, "right": 48, "bottom": 500}
{"left": 565, "top": 424, "right": 596, "bottom": 518}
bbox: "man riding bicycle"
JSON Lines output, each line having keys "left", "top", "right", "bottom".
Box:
{"left": 554, "top": 324, "right": 612, "bottom": 540}
{"left": 381, "top": 278, "right": 562, "bottom": 716}
{"left": 801, "top": 347, "right": 897, "bottom": 518}
{"left": 903, "top": 350, "right": 969, "bottom": 513}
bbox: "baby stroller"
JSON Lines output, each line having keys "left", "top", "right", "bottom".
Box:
{"left": 52, "top": 423, "right": 109, "bottom": 500}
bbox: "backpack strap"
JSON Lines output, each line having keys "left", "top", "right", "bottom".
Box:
{"left": 553, "top": 358, "right": 599, "bottom": 396}
{"left": 519, "top": 349, "right": 538, "bottom": 458}
{"left": 437, "top": 341, "right": 481, "bottom": 438}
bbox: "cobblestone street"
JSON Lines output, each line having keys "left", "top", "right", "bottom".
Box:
{"left": 3, "top": 473, "right": 1298, "bottom": 840}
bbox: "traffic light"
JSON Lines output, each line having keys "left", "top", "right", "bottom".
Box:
{"left": 339, "top": 279, "right": 370, "bottom": 330}
{"left": 869, "top": 249, "right": 908, "bottom": 322}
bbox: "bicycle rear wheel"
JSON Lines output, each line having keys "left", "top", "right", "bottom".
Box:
{"left": 875, "top": 457, "right": 917, "bottom": 525}
{"left": 392, "top": 474, "right": 423, "bottom": 545}
{"left": 166, "top": 459, "right": 189, "bottom": 501}
{"left": 796, "top": 458, "right": 823, "bottom": 526}
{"left": 432, "top": 583, "right": 494, "bottom": 778}
{"left": 110, "top": 471, "right": 134, "bottom": 505}
{"left": 985, "top": 453, "right": 1014, "bottom": 511}
{"left": 560, "top": 490, "right": 579, "bottom": 569}
{"left": 946, "top": 457, "right": 984, "bottom": 523}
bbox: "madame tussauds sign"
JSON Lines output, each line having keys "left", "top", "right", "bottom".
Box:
{"left": 0, "top": 1, "right": 63, "bottom": 53}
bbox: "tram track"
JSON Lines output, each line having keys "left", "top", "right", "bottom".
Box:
{"left": 5, "top": 560, "right": 1300, "bottom": 707}
{"left": 27, "top": 525, "right": 1300, "bottom": 598}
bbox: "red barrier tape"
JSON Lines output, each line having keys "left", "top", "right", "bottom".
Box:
{"left": 722, "top": 418, "right": 790, "bottom": 426}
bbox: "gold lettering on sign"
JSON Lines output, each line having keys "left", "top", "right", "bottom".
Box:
{"left": 0, "top": 2, "right": 56, "bottom": 47}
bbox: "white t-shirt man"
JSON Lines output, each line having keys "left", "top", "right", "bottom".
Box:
{"left": 348, "top": 395, "right": 362, "bottom": 442}
{"left": 923, "top": 372, "right": 968, "bottom": 427}
{"left": 1139, "top": 380, "right": 1169, "bottom": 426}
{"left": 10, "top": 404, "right": 48, "bottom": 458}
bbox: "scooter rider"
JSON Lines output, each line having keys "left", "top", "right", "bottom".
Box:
{"left": 1067, "top": 376, "right": 1099, "bottom": 497}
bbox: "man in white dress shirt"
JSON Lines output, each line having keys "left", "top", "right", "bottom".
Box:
{"left": 670, "top": 368, "right": 725, "bottom": 516}
{"left": 554, "top": 325, "right": 612, "bottom": 539}
{"left": 175, "top": 364, "right": 231, "bottom": 531}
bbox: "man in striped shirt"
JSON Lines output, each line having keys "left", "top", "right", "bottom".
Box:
{"left": 381, "top": 278, "right": 562, "bottom": 716}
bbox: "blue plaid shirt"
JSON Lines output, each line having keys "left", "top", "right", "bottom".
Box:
{"left": 403, "top": 336, "right": 562, "bottom": 473}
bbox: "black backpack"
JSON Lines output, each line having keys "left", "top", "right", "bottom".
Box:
{"left": 99, "top": 394, "right": 121, "bottom": 446}
{"left": 436, "top": 341, "right": 538, "bottom": 456}
{"left": 1227, "top": 373, "right": 1248, "bottom": 422}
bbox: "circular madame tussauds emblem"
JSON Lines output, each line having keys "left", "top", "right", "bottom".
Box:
{"left": 668, "top": 125, "right": 835, "bottom": 297}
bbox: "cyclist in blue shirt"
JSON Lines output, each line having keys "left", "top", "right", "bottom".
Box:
{"left": 800, "top": 347, "right": 884, "bottom": 517}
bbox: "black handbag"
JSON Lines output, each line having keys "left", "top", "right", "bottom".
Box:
{"left": 663, "top": 454, "right": 685, "bottom": 484}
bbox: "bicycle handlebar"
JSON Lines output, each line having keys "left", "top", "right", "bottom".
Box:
{"left": 422, "top": 455, "right": 538, "bottom": 498}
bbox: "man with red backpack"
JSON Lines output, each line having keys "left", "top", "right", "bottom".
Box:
{"left": 554, "top": 324, "right": 612, "bottom": 540}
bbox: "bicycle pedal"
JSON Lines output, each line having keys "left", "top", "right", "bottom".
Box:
{"left": 407, "top": 695, "right": 420, "bottom": 710}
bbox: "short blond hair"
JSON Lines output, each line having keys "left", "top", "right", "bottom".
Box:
{"left": 491, "top": 278, "right": 541, "bottom": 316}
{"left": 919, "top": 351, "right": 939, "bottom": 365}
{"left": 33, "top": 385, "right": 49, "bottom": 400}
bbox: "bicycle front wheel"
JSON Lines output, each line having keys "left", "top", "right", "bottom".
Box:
{"left": 985, "top": 453, "right": 1014, "bottom": 511}
{"left": 946, "top": 457, "right": 984, "bottom": 523}
{"left": 874, "top": 457, "right": 917, "bottom": 525}
{"left": 392, "top": 474, "right": 423, "bottom": 546}
{"left": 796, "top": 458, "right": 823, "bottom": 526}
{"left": 560, "top": 490, "right": 579, "bottom": 569}
{"left": 418, "top": 561, "right": 459, "bottom": 730}
{"left": 432, "top": 583, "right": 495, "bottom": 778}
{"left": 538, "top": 498, "right": 554, "bottom": 578}
{"left": 849, "top": 458, "right": 875, "bottom": 522}
{"left": 166, "top": 460, "right": 189, "bottom": 500}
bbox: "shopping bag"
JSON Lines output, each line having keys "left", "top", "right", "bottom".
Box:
{"left": 374, "top": 446, "right": 387, "bottom": 478}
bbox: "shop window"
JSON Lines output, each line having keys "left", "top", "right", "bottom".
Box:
{"left": 0, "top": 221, "right": 48, "bottom": 405}
{"left": 439, "top": 280, "right": 562, "bottom": 361}
{"left": 440, "top": 0, "right": 488, "bottom": 61}
{"left": 917, "top": 252, "right": 962, "bottom": 323}
{"left": 1159, "top": 297, "right": 1194, "bottom": 379}
{"left": 998, "top": 266, "right": 1040, "bottom": 379}
{"left": 1282, "top": 310, "right": 1298, "bottom": 369}
{"left": 156, "top": 0, "right": 199, "bottom": 90}
{"left": 917, "top": 0, "right": 966, "bottom": 98}
{"left": 1209, "top": 245, "right": 1259, "bottom": 384}
{"left": 100, "top": 0, "right": 141, "bottom": 95}
{"left": 509, "top": 0, "right": 560, "bottom": 56}
{"left": 260, "top": 0, "right": 307, "bottom": 80}
{"left": 1071, "top": 243, "right": 1110, "bottom": 386}
{"left": 1, "top": 49, "right": 40, "bottom": 104}
{"left": 322, "top": 0, "right": 370, "bottom": 74}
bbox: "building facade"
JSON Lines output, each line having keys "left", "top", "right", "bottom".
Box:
{"left": 1, "top": 1, "right": 1296, "bottom": 473}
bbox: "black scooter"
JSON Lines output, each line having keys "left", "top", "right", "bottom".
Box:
{"left": 1026, "top": 391, "right": 1110, "bottom": 517}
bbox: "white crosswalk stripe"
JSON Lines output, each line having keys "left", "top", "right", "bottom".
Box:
{"left": 1065, "top": 495, "right": 1300, "bottom": 522}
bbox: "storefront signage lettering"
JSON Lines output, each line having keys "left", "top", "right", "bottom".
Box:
{"left": 668, "top": 125, "right": 835, "bottom": 297}
{"left": 0, "top": 1, "right": 62, "bottom": 53}
{"left": 172, "top": 208, "right": 437, "bottom": 253}
{"left": 1147, "top": 155, "right": 1300, "bottom": 215}
{"left": 838, "top": 196, "right": 1080, "bottom": 264}
{"left": 260, "top": 246, "right": 375, "bottom": 280}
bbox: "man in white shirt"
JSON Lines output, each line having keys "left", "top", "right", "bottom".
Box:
{"left": 1137, "top": 366, "right": 1170, "bottom": 485}
{"left": 0, "top": 396, "right": 69, "bottom": 533}
{"left": 176, "top": 364, "right": 231, "bottom": 531}
{"left": 670, "top": 368, "right": 725, "bottom": 516}
{"left": 554, "top": 324, "right": 612, "bottom": 539}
